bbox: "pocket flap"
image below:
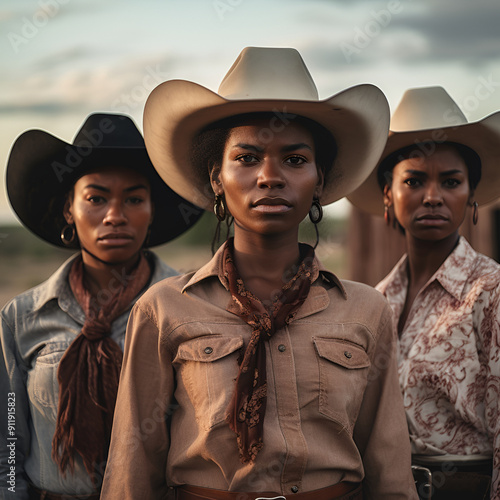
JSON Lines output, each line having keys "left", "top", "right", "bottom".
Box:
{"left": 176, "top": 336, "right": 243, "bottom": 363}
{"left": 313, "top": 338, "right": 370, "bottom": 369}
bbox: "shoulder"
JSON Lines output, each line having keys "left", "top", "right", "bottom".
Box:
{"left": 134, "top": 271, "right": 197, "bottom": 315}
{"left": 147, "top": 251, "right": 179, "bottom": 283}
{"left": 329, "top": 278, "right": 393, "bottom": 332}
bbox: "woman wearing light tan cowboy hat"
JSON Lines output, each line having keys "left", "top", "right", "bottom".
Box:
{"left": 101, "top": 47, "right": 418, "bottom": 500}
{"left": 348, "top": 86, "right": 500, "bottom": 500}
{"left": 0, "top": 113, "right": 202, "bottom": 500}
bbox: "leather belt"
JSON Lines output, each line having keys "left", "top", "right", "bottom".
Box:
{"left": 28, "top": 484, "right": 100, "bottom": 500}
{"left": 176, "top": 482, "right": 362, "bottom": 500}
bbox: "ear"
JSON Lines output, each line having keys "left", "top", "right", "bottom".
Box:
{"left": 383, "top": 183, "right": 392, "bottom": 207}
{"left": 149, "top": 202, "right": 155, "bottom": 225}
{"left": 63, "top": 196, "right": 74, "bottom": 224}
{"left": 313, "top": 169, "right": 324, "bottom": 199}
{"left": 468, "top": 190, "right": 475, "bottom": 207}
{"left": 210, "top": 164, "right": 223, "bottom": 196}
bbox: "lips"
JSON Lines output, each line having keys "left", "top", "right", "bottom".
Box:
{"left": 416, "top": 213, "right": 448, "bottom": 221}
{"left": 253, "top": 197, "right": 291, "bottom": 207}
{"left": 99, "top": 232, "right": 133, "bottom": 240}
{"left": 252, "top": 197, "right": 292, "bottom": 214}
{"left": 98, "top": 232, "right": 134, "bottom": 246}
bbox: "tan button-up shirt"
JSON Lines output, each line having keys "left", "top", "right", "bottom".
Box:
{"left": 102, "top": 242, "right": 417, "bottom": 499}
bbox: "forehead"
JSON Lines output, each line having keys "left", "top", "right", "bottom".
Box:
{"left": 226, "top": 117, "right": 314, "bottom": 146}
{"left": 394, "top": 144, "right": 468, "bottom": 174}
{"left": 73, "top": 165, "right": 150, "bottom": 187}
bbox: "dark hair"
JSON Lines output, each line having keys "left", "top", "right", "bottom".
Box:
{"left": 191, "top": 112, "right": 337, "bottom": 180}
{"left": 377, "top": 141, "right": 482, "bottom": 192}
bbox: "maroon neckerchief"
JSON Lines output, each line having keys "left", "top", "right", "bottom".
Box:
{"left": 223, "top": 240, "right": 314, "bottom": 463}
{"left": 52, "top": 252, "right": 151, "bottom": 484}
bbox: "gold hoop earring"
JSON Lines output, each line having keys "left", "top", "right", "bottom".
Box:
{"left": 61, "top": 224, "right": 76, "bottom": 245}
{"left": 308, "top": 198, "right": 323, "bottom": 224}
{"left": 472, "top": 201, "right": 479, "bottom": 225}
{"left": 214, "top": 194, "right": 226, "bottom": 222}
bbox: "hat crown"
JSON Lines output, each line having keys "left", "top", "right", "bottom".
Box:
{"left": 72, "top": 113, "right": 146, "bottom": 148}
{"left": 218, "top": 46, "right": 319, "bottom": 101}
{"left": 391, "top": 86, "right": 468, "bottom": 132}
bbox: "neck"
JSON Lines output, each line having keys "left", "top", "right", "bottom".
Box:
{"left": 405, "top": 231, "right": 460, "bottom": 288}
{"left": 231, "top": 229, "right": 303, "bottom": 303}
{"left": 80, "top": 250, "right": 142, "bottom": 298}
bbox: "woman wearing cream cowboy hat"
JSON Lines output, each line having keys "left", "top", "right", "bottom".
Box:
{"left": 349, "top": 86, "right": 500, "bottom": 500}
{"left": 0, "top": 113, "right": 202, "bottom": 500}
{"left": 101, "top": 47, "right": 418, "bottom": 500}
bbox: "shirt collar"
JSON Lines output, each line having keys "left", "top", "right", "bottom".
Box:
{"left": 31, "top": 250, "right": 173, "bottom": 314}
{"left": 433, "top": 237, "right": 478, "bottom": 301}
{"left": 182, "top": 239, "right": 346, "bottom": 298}
{"left": 31, "top": 254, "right": 77, "bottom": 312}
{"left": 383, "top": 236, "right": 476, "bottom": 303}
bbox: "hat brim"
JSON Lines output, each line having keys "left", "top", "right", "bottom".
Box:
{"left": 348, "top": 111, "right": 500, "bottom": 216}
{"left": 143, "top": 80, "right": 390, "bottom": 210}
{"left": 6, "top": 129, "right": 203, "bottom": 248}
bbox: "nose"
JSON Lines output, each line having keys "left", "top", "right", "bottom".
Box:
{"left": 423, "top": 183, "right": 443, "bottom": 206}
{"left": 257, "top": 158, "right": 285, "bottom": 189}
{"left": 103, "top": 201, "right": 127, "bottom": 226}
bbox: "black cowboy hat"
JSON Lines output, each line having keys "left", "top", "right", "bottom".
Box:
{"left": 6, "top": 113, "right": 203, "bottom": 248}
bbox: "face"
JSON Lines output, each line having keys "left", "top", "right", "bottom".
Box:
{"left": 64, "top": 165, "right": 153, "bottom": 265}
{"left": 384, "top": 144, "right": 473, "bottom": 243}
{"left": 211, "top": 118, "right": 323, "bottom": 239}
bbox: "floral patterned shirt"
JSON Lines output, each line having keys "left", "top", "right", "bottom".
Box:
{"left": 377, "top": 237, "right": 500, "bottom": 497}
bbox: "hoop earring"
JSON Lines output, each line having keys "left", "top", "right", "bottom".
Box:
{"left": 384, "top": 205, "right": 390, "bottom": 226}
{"left": 214, "top": 194, "right": 226, "bottom": 222}
{"left": 472, "top": 201, "right": 479, "bottom": 225}
{"left": 309, "top": 198, "right": 323, "bottom": 224}
{"left": 61, "top": 224, "right": 76, "bottom": 245}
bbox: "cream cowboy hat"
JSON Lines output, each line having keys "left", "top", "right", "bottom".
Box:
{"left": 143, "top": 46, "right": 391, "bottom": 210}
{"left": 348, "top": 86, "right": 500, "bottom": 215}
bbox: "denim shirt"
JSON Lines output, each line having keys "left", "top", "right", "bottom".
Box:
{"left": 0, "top": 251, "right": 177, "bottom": 499}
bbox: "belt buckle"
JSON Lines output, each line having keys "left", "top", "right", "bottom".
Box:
{"left": 255, "top": 497, "right": 286, "bottom": 500}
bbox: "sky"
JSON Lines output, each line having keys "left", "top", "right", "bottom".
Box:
{"left": 1, "top": 0, "right": 500, "bottom": 224}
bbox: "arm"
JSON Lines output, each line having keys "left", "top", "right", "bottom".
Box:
{"left": 0, "top": 310, "right": 30, "bottom": 500}
{"left": 482, "top": 286, "right": 500, "bottom": 499}
{"left": 101, "top": 301, "right": 174, "bottom": 500}
{"left": 353, "top": 304, "right": 418, "bottom": 500}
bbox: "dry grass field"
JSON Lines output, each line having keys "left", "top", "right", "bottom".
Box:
{"left": 0, "top": 214, "right": 347, "bottom": 309}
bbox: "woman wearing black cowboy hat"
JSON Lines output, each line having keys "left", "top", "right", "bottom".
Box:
{"left": 101, "top": 47, "right": 418, "bottom": 500}
{"left": 0, "top": 113, "right": 202, "bottom": 499}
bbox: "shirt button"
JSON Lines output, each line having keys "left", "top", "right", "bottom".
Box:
{"left": 291, "top": 486, "right": 299, "bottom": 493}
{"left": 204, "top": 347, "right": 213, "bottom": 354}
{"left": 278, "top": 344, "right": 286, "bottom": 352}
{"left": 344, "top": 351, "right": 352, "bottom": 359}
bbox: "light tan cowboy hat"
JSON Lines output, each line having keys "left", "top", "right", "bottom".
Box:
{"left": 348, "top": 86, "right": 500, "bottom": 215}
{"left": 143, "top": 46, "right": 391, "bottom": 210}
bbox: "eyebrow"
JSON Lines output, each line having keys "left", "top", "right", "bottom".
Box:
{"left": 83, "top": 183, "right": 149, "bottom": 193}
{"left": 231, "top": 143, "right": 313, "bottom": 153}
{"left": 404, "top": 169, "right": 465, "bottom": 177}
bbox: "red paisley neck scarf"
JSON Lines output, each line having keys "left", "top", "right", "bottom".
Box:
{"left": 223, "top": 239, "right": 314, "bottom": 463}
{"left": 52, "top": 252, "right": 151, "bottom": 485}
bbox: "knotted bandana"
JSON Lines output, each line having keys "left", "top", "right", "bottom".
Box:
{"left": 52, "top": 252, "right": 151, "bottom": 484}
{"left": 223, "top": 239, "right": 314, "bottom": 463}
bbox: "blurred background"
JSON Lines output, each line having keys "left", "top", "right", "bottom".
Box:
{"left": 2, "top": 0, "right": 500, "bottom": 307}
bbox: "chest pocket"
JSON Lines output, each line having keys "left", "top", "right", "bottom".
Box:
{"left": 27, "top": 341, "right": 70, "bottom": 419}
{"left": 173, "top": 335, "right": 243, "bottom": 430}
{"left": 313, "top": 337, "right": 371, "bottom": 432}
